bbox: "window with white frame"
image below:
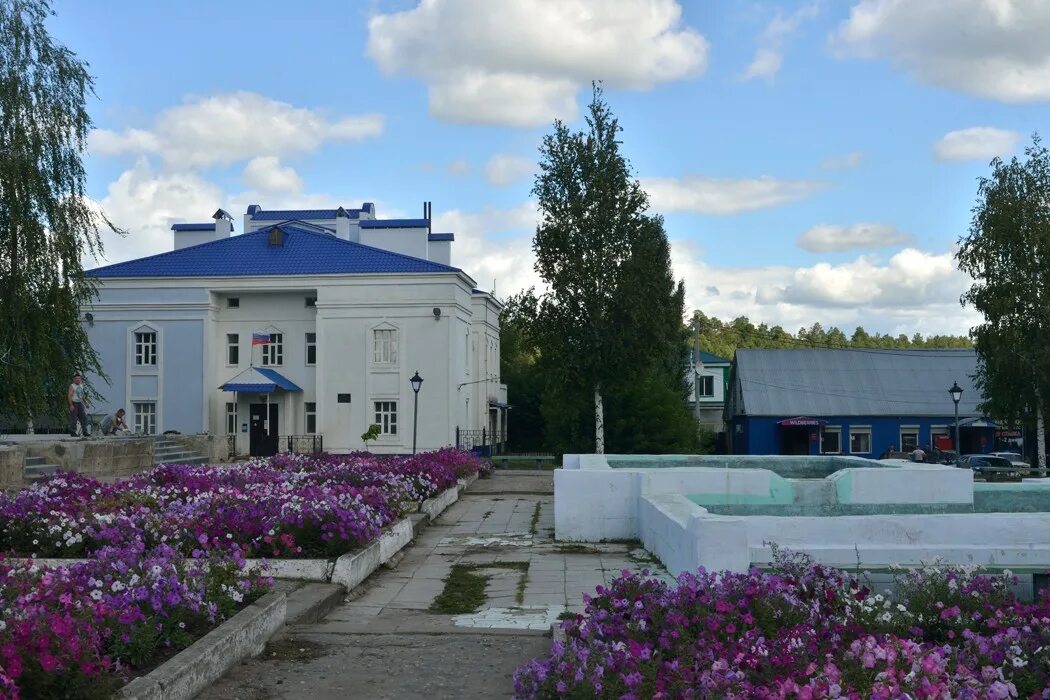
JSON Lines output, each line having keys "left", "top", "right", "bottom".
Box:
{"left": 373, "top": 329, "right": 398, "bottom": 364}
{"left": 900, "top": 427, "right": 919, "bottom": 452}
{"left": 464, "top": 333, "right": 470, "bottom": 375}
{"left": 305, "top": 332, "right": 316, "bottom": 366}
{"left": 849, "top": 426, "right": 872, "bottom": 454}
{"left": 262, "top": 333, "right": 283, "bottom": 366}
{"left": 227, "top": 297, "right": 239, "bottom": 308}
{"left": 697, "top": 375, "right": 715, "bottom": 398}
{"left": 821, "top": 426, "right": 841, "bottom": 454}
{"left": 226, "top": 402, "right": 237, "bottom": 434}
{"left": 374, "top": 401, "right": 397, "bottom": 435}
{"left": 134, "top": 402, "right": 156, "bottom": 435}
{"left": 305, "top": 402, "right": 317, "bottom": 434}
{"left": 134, "top": 331, "right": 157, "bottom": 366}
{"left": 226, "top": 333, "right": 239, "bottom": 365}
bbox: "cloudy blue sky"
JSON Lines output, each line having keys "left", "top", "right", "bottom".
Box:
{"left": 51, "top": 0, "right": 1048, "bottom": 335}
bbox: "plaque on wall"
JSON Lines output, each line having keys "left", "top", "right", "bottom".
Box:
{"left": 337, "top": 393, "right": 352, "bottom": 403}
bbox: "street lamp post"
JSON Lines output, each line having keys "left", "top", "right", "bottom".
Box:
{"left": 949, "top": 381, "right": 963, "bottom": 457}
{"left": 410, "top": 371, "right": 423, "bottom": 455}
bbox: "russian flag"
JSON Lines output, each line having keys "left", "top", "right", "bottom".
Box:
{"left": 251, "top": 331, "right": 271, "bottom": 346}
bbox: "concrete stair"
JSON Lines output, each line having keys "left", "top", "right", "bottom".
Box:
{"left": 153, "top": 438, "right": 209, "bottom": 466}
{"left": 24, "top": 455, "right": 60, "bottom": 482}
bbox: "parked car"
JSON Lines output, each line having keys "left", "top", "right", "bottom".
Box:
{"left": 988, "top": 451, "right": 1038, "bottom": 474}
{"left": 956, "top": 454, "right": 1024, "bottom": 481}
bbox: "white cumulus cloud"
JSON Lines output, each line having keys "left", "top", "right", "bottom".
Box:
{"left": 242, "top": 157, "right": 304, "bottom": 194}
{"left": 643, "top": 175, "right": 826, "bottom": 215}
{"left": 90, "top": 92, "right": 383, "bottom": 168}
{"left": 90, "top": 160, "right": 224, "bottom": 265}
{"left": 821, "top": 151, "right": 864, "bottom": 170}
{"left": 832, "top": 0, "right": 1050, "bottom": 102}
{"left": 485, "top": 154, "right": 534, "bottom": 186}
{"left": 366, "top": 0, "right": 708, "bottom": 127}
{"left": 671, "top": 242, "right": 978, "bottom": 336}
{"left": 742, "top": 3, "right": 819, "bottom": 81}
{"left": 933, "top": 127, "right": 1020, "bottom": 162}
{"left": 798, "top": 223, "right": 913, "bottom": 253}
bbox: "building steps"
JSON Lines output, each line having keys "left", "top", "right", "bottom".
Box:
{"left": 24, "top": 455, "right": 60, "bottom": 482}
{"left": 153, "top": 438, "right": 209, "bottom": 466}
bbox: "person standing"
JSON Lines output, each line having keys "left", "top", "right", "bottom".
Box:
{"left": 67, "top": 373, "right": 89, "bottom": 437}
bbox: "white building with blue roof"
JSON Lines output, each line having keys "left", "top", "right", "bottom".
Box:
{"left": 83, "top": 203, "right": 505, "bottom": 456}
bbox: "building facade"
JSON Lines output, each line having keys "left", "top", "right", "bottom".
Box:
{"left": 685, "top": 349, "right": 731, "bottom": 433}
{"left": 83, "top": 205, "right": 505, "bottom": 455}
{"left": 726, "top": 348, "right": 996, "bottom": 457}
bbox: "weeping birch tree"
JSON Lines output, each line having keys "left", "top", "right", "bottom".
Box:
{"left": 957, "top": 135, "right": 1050, "bottom": 469}
{"left": 0, "top": 0, "right": 118, "bottom": 422}
{"left": 532, "top": 84, "right": 690, "bottom": 453}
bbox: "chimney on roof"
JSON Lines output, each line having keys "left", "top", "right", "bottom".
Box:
{"left": 423, "top": 201, "right": 432, "bottom": 234}
{"left": 213, "top": 208, "right": 234, "bottom": 239}
{"left": 334, "top": 206, "right": 351, "bottom": 241}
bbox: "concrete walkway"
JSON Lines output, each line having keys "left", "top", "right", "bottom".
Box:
{"left": 201, "top": 470, "right": 665, "bottom": 699}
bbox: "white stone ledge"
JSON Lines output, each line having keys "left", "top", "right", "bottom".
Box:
{"left": 119, "top": 590, "right": 286, "bottom": 700}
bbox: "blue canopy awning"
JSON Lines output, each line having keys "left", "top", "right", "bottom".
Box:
{"left": 220, "top": 366, "right": 302, "bottom": 393}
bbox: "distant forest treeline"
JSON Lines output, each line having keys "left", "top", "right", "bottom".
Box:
{"left": 689, "top": 311, "right": 972, "bottom": 361}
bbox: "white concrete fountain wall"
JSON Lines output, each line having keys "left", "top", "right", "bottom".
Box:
{"left": 555, "top": 454, "right": 1050, "bottom": 575}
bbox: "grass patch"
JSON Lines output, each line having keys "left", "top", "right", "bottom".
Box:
{"left": 557, "top": 610, "right": 577, "bottom": 621}
{"left": 530, "top": 502, "right": 542, "bottom": 535}
{"left": 482, "top": 510, "right": 493, "bottom": 519}
{"left": 555, "top": 544, "right": 602, "bottom": 555}
{"left": 600, "top": 538, "right": 642, "bottom": 546}
{"left": 430, "top": 561, "right": 531, "bottom": 614}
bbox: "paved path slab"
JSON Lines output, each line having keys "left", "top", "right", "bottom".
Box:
{"left": 200, "top": 471, "right": 667, "bottom": 699}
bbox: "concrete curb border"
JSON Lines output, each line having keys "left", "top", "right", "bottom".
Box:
{"left": 119, "top": 591, "right": 287, "bottom": 700}
{"left": 16, "top": 478, "right": 472, "bottom": 699}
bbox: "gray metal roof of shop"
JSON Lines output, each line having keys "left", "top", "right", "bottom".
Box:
{"left": 734, "top": 348, "right": 981, "bottom": 417}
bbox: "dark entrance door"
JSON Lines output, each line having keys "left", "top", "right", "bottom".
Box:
{"left": 780, "top": 426, "right": 811, "bottom": 455}
{"left": 249, "top": 403, "right": 279, "bottom": 457}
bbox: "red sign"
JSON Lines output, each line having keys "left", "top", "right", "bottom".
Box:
{"left": 995, "top": 430, "right": 1022, "bottom": 438}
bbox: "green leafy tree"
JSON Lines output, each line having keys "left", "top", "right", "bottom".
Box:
{"left": 957, "top": 134, "right": 1050, "bottom": 469}
{"left": 499, "top": 289, "right": 546, "bottom": 451}
{"left": 532, "top": 84, "right": 693, "bottom": 454}
{"left": 686, "top": 310, "right": 971, "bottom": 360}
{"left": 0, "top": 0, "right": 120, "bottom": 423}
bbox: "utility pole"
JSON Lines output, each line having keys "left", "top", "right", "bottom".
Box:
{"left": 694, "top": 318, "right": 701, "bottom": 424}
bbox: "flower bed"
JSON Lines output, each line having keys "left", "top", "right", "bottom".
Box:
{"left": 0, "top": 448, "right": 488, "bottom": 560}
{"left": 0, "top": 544, "right": 270, "bottom": 699}
{"left": 0, "top": 448, "right": 488, "bottom": 698}
{"left": 515, "top": 551, "right": 1050, "bottom": 699}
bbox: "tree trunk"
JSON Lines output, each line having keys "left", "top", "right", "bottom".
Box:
{"left": 1037, "top": 403, "right": 1046, "bottom": 471}
{"left": 594, "top": 386, "right": 605, "bottom": 454}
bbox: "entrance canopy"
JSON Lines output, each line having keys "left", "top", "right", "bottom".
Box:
{"left": 957, "top": 416, "right": 997, "bottom": 429}
{"left": 488, "top": 400, "right": 511, "bottom": 409}
{"left": 219, "top": 367, "right": 302, "bottom": 393}
{"left": 777, "top": 416, "right": 827, "bottom": 427}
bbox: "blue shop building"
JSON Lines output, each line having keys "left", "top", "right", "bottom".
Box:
{"left": 725, "top": 348, "right": 999, "bottom": 457}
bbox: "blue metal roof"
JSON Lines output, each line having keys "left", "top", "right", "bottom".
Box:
{"left": 171, "top": 223, "right": 216, "bottom": 232}
{"left": 733, "top": 348, "right": 981, "bottom": 417}
{"left": 220, "top": 366, "right": 302, "bottom": 393}
{"left": 247, "top": 206, "right": 371, "bottom": 221}
{"left": 428, "top": 233, "right": 454, "bottom": 242}
{"left": 87, "top": 224, "right": 461, "bottom": 278}
{"left": 359, "top": 218, "right": 429, "bottom": 229}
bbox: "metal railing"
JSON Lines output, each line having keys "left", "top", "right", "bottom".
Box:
{"left": 278, "top": 434, "right": 324, "bottom": 455}
{"left": 455, "top": 428, "right": 507, "bottom": 456}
